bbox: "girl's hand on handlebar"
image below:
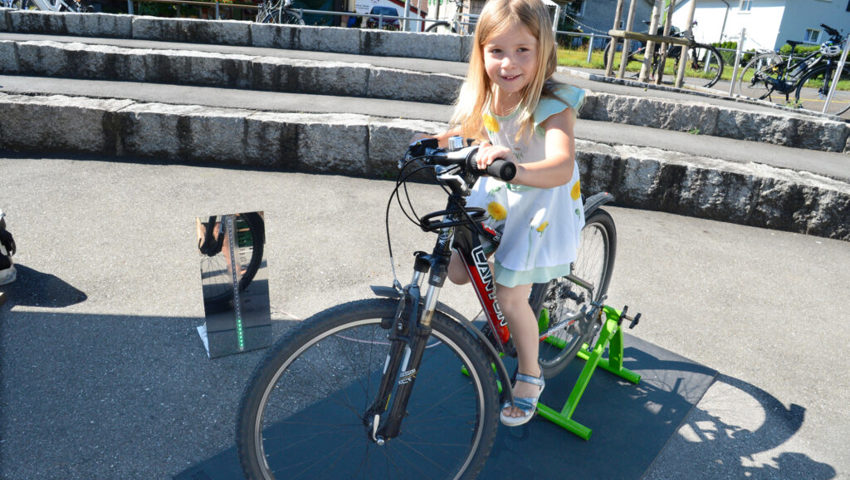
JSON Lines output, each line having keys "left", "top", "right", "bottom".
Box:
{"left": 476, "top": 141, "right": 515, "bottom": 170}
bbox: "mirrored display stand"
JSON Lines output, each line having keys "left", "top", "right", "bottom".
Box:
{"left": 196, "top": 212, "right": 271, "bottom": 358}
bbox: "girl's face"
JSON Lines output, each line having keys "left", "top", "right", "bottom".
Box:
{"left": 482, "top": 22, "right": 539, "bottom": 103}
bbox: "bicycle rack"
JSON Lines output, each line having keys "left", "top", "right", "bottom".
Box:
{"left": 536, "top": 305, "right": 641, "bottom": 440}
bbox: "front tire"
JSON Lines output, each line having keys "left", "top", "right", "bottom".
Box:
{"left": 236, "top": 298, "right": 500, "bottom": 480}
{"left": 794, "top": 64, "right": 850, "bottom": 117}
{"left": 530, "top": 209, "right": 617, "bottom": 378}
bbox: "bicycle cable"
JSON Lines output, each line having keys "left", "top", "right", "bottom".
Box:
{"left": 384, "top": 157, "right": 440, "bottom": 290}
{"left": 384, "top": 155, "right": 491, "bottom": 291}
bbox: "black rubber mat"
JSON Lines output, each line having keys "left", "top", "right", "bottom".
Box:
{"left": 175, "top": 334, "right": 717, "bottom": 480}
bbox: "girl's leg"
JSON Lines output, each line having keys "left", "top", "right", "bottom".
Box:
{"left": 447, "top": 251, "right": 470, "bottom": 285}
{"left": 496, "top": 282, "right": 541, "bottom": 418}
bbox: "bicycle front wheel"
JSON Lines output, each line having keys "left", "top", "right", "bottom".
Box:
{"left": 530, "top": 208, "right": 617, "bottom": 378}
{"left": 236, "top": 298, "right": 500, "bottom": 480}
{"left": 737, "top": 53, "right": 784, "bottom": 100}
{"left": 199, "top": 212, "right": 264, "bottom": 314}
{"left": 794, "top": 64, "right": 850, "bottom": 117}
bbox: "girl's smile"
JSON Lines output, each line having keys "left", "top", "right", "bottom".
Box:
{"left": 483, "top": 22, "right": 539, "bottom": 113}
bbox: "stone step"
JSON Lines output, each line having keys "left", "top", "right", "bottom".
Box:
{"left": 2, "top": 74, "right": 846, "bottom": 182}
{"left": 2, "top": 29, "right": 848, "bottom": 153}
{"left": 0, "top": 38, "right": 461, "bottom": 105}
{"left": 0, "top": 90, "right": 847, "bottom": 241}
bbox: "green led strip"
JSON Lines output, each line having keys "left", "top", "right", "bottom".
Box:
{"left": 226, "top": 215, "right": 245, "bottom": 351}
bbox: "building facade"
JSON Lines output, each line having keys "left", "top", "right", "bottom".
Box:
{"left": 670, "top": 0, "right": 850, "bottom": 50}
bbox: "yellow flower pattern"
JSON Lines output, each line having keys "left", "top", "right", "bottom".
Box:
{"left": 571, "top": 180, "right": 581, "bottom": 201}
{"left": 483, "top": 114, "right": 500, "bottom": 133}
{"left": 487, "top": 201, "right": 507, "bottom": 221}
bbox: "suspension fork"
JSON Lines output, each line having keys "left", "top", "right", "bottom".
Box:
{"left": 366, "top": 236, "right": 451, "bottom": 444}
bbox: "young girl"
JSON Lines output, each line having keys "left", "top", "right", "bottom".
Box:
{"left": 420, "top": 0, "right": 585, "bottom": 426}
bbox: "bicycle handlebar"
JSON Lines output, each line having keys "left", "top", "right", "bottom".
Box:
{"left": 821, "top": 24, "right": 844, "bottom": 42}
{"left": 406, "top": 139, "right": 517, "bottom": 182}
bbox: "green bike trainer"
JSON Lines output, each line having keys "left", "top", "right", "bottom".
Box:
{"left": 536, "top": 305, "right": 641, "bottom": 440}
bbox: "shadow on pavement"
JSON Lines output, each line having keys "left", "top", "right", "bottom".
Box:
{"left": 645, "top": 372, "right": 836, "bottom": 480}
{"left": 0, "top": 264, "right": 87, "bottom": 308}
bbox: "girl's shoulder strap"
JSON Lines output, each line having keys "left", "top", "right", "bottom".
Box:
{"left": 533, "top": 83, "right": 585, "bottom": 131}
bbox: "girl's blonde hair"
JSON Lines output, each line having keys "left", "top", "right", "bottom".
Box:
{"left": 451, "top": 0, "right": 558, "bottom": 141}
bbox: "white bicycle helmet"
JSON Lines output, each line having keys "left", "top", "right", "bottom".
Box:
{"left": 820, "top": 42, "right": 842, "bottom": 57}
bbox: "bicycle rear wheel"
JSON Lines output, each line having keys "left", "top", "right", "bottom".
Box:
{"left": 691, "top": 44, "right": 724, "bottom": 88}
{"left": 426, "top": 21, "right": 454, "bottom": 34}
{"left": 530, "top": 208, "right": 616, "bottom": 378}
{"left": 236, "top": 298, "right": 500, "bottom": 480}
{"left": 602, "top": 40, "right": 641, "bottom": 72}
{"left": 737, "top": 53, "right": 784, "bottom": 100}
{"left": 199, "top": 212, "right": 264, "bottom": 314}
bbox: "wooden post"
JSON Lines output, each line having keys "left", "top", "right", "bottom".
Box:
{"left": 655, "top": 0, "right": 675, "bottom": 85}
{"left": 674, "top": 0, "right": 697, "bottom": 88}
{"left": 605, "top": 0, "right": 626, "bottom": 77}
{"left": 640, "top": 0, "right": 663, "bottom": 82}
{"left": 617, "top": 0, "right": 639, "bottom": 79}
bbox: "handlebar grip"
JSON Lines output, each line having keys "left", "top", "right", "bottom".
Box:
{"left": 481, "top": 159, "right": 516, "bottom": 181}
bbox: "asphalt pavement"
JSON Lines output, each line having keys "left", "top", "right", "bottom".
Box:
{"left": 1, "top": 154, "right": 848, "bottom": 479}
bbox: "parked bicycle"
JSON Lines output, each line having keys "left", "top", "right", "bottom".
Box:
{"left": 426, "top": 0, "right": 477, "bottom": 35}
{"left": 736, "top": 23, "right": 849, "bottom": 115}
{"left": 3, "top": 0, "right": 90, "bottom": 11}
{"left": 236, "top": 139, "right": 620, "bottom": 479}
{"left": 255, "top": 0, "right": 305, "bottom": 25}
{"left": 197, "top": 212, "right": 264, "bottom": 314}
{"left": 604, "top": 21, "right": 725, "bottom": 88}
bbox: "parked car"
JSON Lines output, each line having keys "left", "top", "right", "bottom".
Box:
{"left": 366, "top": 5, "right": 400, "bottom": 30}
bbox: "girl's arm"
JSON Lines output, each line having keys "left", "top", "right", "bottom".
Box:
{"left": 475, "top": 107, "right": 577, "bottom": 189}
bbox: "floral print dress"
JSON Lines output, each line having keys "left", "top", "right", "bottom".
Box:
{"left": 467, "top": 84, "right": 585, "bottom": 288}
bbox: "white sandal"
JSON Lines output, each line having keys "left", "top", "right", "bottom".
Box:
{"left": 499, "top": 373, "right": 545, "bottom": 427}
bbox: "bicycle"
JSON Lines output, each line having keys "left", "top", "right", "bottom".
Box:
{"left": 17, "top": 0, "right": 91, "bottom": 12}
{"left": 736, "top": 23, "right": 849, "bottom": 115}
{"left": 255, "top": 0, "right": 305, "bottom": 26}
{"left": 197, "top": 212, "right": 264, "bottom": 314}
{"left": 603, "top": 21, "right": 725, "bottom": 88}
{"left": 235, "top": 138, "right": 620, "bottom": 479}
{"left": 426, "top": 0, "right": 476, "bottom": 35}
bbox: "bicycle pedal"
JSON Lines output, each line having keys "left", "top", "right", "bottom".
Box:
{"left": 629, "top": 313, "right": 641, "bottom": 329}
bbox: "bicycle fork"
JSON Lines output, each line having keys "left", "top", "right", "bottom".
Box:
{"left": 364, "top": 255, "right": 442, "bottom": 445}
